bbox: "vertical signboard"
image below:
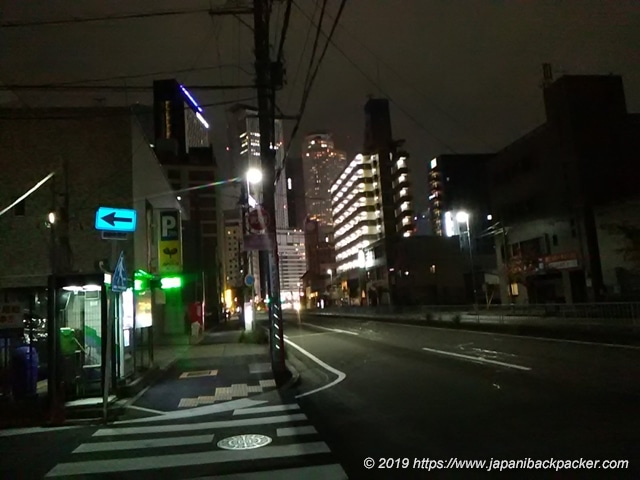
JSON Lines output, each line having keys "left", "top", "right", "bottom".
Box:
{"left": 158, "top": 210, "right": 182, "bottom": 273}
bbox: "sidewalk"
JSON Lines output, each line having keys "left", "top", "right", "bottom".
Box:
{"left": 118, "top": 319, "right": 294, "bottom": 416}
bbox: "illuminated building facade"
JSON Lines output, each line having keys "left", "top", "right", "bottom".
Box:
{"left": 302, "top": 132, "right": 347, "bottom": 226}
{"left": 427, "top": 154, "right": 493, "bottom": 239}
{"left": 227, "top": 105, "right": 304, "bottom": 305}
{"left": 329, "top": 98, "right": 415, "bottom": 305}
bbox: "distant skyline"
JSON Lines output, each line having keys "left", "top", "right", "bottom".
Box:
{"left": 2, "top": 1, "right": 640, "bottom": 213}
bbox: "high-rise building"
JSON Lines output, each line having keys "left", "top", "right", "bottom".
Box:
{"left": 227, "top": 104, "right": 288, "bottom": 229}
{"left": 227, "top": 104, "right": 305, "bottom": 305}
{"left": 285, "top": 157, "right": 307, "bottom": 229}
{"left": 152, "top": 79, "right": 221, "bottom": 320}
{"left": 302, "top": 132, "right": 346, "bottom": 225}
{"left": 329, "top": 98, "right": 415, "bottom": 305}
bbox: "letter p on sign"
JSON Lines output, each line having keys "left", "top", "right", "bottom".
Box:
{"left": 160, "top": 211, "right": 179, "bottom": 241}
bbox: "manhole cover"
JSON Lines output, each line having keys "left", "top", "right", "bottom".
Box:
{"left": 217, "top": 434, "right": 272, "bottom": 450}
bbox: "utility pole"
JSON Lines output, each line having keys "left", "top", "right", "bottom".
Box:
{"left": 253, "top": 0, "right": 288, "bottom": 384}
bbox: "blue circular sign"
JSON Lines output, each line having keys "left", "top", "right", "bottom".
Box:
{"left": 244, "top": 274, "right": 255, "bottom": 287}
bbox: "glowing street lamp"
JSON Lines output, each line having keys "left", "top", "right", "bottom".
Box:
{"left": 456, "top": 211, "right": 477, "bottom": 307}
{"left": 246, "top": 168, "right": 263, "bottom": 185}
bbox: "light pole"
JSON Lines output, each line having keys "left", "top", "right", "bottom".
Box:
{"left": 242, "top": 168, "right": 263, "bottom": 331}
{"left": 456, "top": 211, "right": 477, "bottom": 308}
{"left": 327, "top": 269, "right": 333, "bottom": 306}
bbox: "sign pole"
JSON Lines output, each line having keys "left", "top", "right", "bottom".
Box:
{"left": 103, "top": 241, "right": 117, "bottom": 423}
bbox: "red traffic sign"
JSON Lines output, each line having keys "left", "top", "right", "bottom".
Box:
{"left": 247, "top": 206, "right": 269, "bottom": 231}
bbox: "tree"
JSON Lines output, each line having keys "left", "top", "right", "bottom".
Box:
{"left": 602, "top": 222, "right": 640, "bottom": 272}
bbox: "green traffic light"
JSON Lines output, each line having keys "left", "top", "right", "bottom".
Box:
{"left": 160, "top": 276, "right": 183, "bottom": 289}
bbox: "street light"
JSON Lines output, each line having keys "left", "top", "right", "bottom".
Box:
{"left": 246, "top": 168, "right": 263, "bottom": 185}
{"left": 242, "top": 168, "right": 263, "bottom": 331}
{"left": 456, "top": 211, "right": 477, "bottom": 308}
{"left": 327, "top": 269, "right": 333, "bottom": 306}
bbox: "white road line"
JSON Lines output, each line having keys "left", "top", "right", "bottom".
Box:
{"left": 421, "top": 347, "right": 532, "bottom": 371}
{"left": 126, "top": 405, "right": 166, "bottom": 415}
{"left": 233, "top": 404, "right": 299, "bottom": 416}
{"left": 94, "top": 413, "right": 308, "bottom": 437}
{"left": 284, "top": 337, "right": 347, "bottom": 399}
{"left": 316, "top": 315, "right": 640, "bottom": 350}
{"left": 73, "top": 434, "right": 215, "bottom": 453}
{"left": 46, "top": 442, "right": 331, "bottom": 477}
{"left": 190, "top": 463, "right": 348, "bottom": 479}
{"left": 277, "top": 425, "right": 318, "bottom": 437}
{"left": 303, "top": 323, "right": 359, "bottom": 336}
{"left": 0, "top": 426, "right": 80, "bottom": 438}
{"left": 115, "top": 397, "right": 267, "bottom": 424}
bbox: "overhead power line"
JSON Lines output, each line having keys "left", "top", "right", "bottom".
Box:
{"left": 291, "top": 0, "right": 457, "bottom": 154}
{"left": 316, "top": 2, "right": 497, "bottom": 152}
{"left": 278, "top": 0, "right": 348, "bottom": 182}
{"left": 0, "top": 6, "right": 253, "bottom": 28}
{"left": 276, "top": 0, "right": 294, "bottom": 63}
{"left": 0, "top": 84, "right": 256, "bottom": 92}
{"left": 0, "top": 172, "right": 55, "bottom": 218}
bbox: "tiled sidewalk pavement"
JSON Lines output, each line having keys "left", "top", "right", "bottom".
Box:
{"left": 135, "top": 331, "right": 278, "bottom": 411}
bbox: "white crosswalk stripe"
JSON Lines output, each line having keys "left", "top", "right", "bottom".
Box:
{"left": 45, "top": 401, "right": 349, "bottom": 479}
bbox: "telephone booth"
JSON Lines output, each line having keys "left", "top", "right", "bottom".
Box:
{"left": 47, "top": 273, "right": 137, "bottom": 401}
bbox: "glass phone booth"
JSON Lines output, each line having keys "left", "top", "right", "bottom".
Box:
{"left": 48, "top": 273, "right": 135, "bottom": 401}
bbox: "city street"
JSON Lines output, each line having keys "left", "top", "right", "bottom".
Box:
{"left": 1, "top": 315, "right": 639, "bottom": 478}
{"left": 283, "top": 312, "right": 640, "bottom": 479}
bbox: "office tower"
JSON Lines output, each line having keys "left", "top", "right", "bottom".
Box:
{"left": 152, "top": 79, "right": 220, "bottom": 319}
{"left": 302, "top": 132, "right": 346, "bottom": 225}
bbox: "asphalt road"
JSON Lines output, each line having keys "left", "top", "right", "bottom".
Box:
{"left": 282, "top": 312, "right": 640, "bottom": 479}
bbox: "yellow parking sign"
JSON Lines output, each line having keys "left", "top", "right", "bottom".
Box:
{"left": 158, "top": 210, "right": 182, "bottom": 273}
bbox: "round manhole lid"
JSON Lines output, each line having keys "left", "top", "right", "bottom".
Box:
{"left": 217, "top": 434, "right": 272, "bottom": 450}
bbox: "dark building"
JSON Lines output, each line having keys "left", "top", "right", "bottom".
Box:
{"left": 428, "top": 154, "right": 494, "bottom": 240}
{"left": 302, "top": 218, "right": 336, "bottom": 307}
{"left": 153, "top": 79, "right": 209, "bottom": 162}
{"left": 285, "top": 157, "right": 307, "bottom": 230}
{"left": 488, "top": 72, "right": 640, "bottom": 304}
{"left": 151, "top": 79, "right": 221, "bottom": 321}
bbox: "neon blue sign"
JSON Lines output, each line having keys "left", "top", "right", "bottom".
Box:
{"left": 179, "top": 84, "right": 203, "bottom": 113}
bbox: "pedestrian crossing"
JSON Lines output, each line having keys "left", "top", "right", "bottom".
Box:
{"left": 45, "top": 402, "right": 349, "bottom": 479}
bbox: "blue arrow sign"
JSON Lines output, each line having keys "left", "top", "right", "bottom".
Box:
{"left": 95, "top": 207, "right": 137, "bottom": 233}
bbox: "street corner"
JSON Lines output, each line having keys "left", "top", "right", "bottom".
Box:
{"left": 131, "top": 357, "right": 279, "bottom": 412}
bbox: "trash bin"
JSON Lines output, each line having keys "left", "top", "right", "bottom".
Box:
{"left": 11, "top": 345, "right": 39, "bottom": 399}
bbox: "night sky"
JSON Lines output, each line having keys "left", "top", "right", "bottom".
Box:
{"left": 2, "top": 1, "right": 640, "bottom": 211}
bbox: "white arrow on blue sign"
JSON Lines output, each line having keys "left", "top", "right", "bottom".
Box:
{"left": 95, "top": 207, "right": 137, "bottom": 233}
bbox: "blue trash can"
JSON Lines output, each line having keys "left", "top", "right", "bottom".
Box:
{"left": 11, "top": 345, "right": 39, "bottom": 399}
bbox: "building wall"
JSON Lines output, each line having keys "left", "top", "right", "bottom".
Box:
{"left": 131, "top": 117, "right": 183, "bottom": 274}
{"left": 285, "top": 156, "right": 307, "bottom": 229}
{"left": 0, "top": 108, "right": 139, "bottom": 288}
{"left": 488, "top": 75, "right": 640, "bottom": 303}
{"left": 277, "top": 229, "right": 306, "bottom": 299}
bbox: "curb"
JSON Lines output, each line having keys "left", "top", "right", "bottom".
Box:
{"left": 281, "top": 360, "right": 301, "bottom": 391}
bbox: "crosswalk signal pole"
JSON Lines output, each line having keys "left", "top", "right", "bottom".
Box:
{"left": 253, "top": 0, "right": 288, "bottom": 385}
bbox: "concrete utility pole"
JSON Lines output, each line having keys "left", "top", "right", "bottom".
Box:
{"left": 253, "top": 0, "right": 288, "bottom": 384}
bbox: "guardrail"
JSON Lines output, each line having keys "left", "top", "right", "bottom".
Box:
{"left": 312, "top": 303, "right": 640, "bottom": 327}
